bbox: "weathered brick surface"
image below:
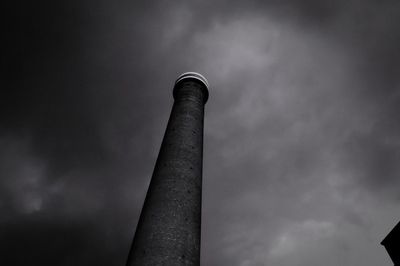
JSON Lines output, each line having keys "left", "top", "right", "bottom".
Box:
{"left": 126, "top": 79, "right": 208, "bottom": 266}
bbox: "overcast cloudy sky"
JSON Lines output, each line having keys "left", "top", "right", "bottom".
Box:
{"left": 3, "top": 0, "right": 400, "bottom": 265}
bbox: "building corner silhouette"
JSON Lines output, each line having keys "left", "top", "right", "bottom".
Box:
{"left": 382, "top": 221, "right": 400, "bottom": 265}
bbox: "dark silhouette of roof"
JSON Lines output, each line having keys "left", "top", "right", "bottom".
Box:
{"left": 382, "top": 221, "right": 400, "bottom": 265}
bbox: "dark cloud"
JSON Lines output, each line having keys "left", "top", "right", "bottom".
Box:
{"left": 3, "top": 0, "right": 400, "bottom": 265}
{"left": 0, "top": 213, "right": 130, "bottom": 266}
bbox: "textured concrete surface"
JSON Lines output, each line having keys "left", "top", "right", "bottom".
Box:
{"left": 126, "top": 78, "right": 208, "bottom": 266}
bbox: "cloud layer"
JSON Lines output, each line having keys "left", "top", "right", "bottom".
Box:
{"left": 3, "top": 0, "right": 400, "bottom": 265}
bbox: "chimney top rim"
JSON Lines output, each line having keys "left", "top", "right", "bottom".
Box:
{"left": 175, "top": 72, "right": 209, "bottom": 90}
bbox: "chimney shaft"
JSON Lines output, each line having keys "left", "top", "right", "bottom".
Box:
{"left": 126, "top": 73, "right": 209, "bottom": 266}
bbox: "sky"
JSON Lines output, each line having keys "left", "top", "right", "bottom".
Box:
{"left": 2, "top": 0, "right": 400, "bottom": 265}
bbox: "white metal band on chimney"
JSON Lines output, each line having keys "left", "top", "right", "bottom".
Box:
{"left": 175, "top": 72, "right": 210, "bottom": 91}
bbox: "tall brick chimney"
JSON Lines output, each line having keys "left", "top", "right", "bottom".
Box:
{"left": 126, "top": 72, "right": 209, "bottom": 266}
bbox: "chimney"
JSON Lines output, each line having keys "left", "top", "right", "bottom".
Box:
{"left": 126, "top": 72, "right": 209, "bottom": 266}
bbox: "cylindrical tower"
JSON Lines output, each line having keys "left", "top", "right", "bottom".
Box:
{"left": 126, "top": 72, "right": 209, "bottom": 266}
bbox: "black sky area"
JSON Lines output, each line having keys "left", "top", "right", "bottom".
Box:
{"left": 2, "top": 1, "right": 400, "bottom": 265}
